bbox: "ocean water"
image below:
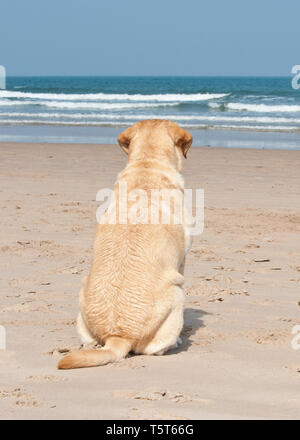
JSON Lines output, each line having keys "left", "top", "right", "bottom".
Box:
{"left": 0, "top": 76, "right": 300, "bottom": 149}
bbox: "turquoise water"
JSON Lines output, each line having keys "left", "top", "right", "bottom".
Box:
{"left": 0, "top": 76, "right": 300, "bottom": 149}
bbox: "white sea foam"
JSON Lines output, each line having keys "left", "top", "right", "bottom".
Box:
{"left": 182, "top": 123, "right": 300, "bottom": 132}
{"left": 0, "top": 118, "right": 299, "bottom": 132}
{"left": 0, "top": 90, "right": 228, "bottom": 102}
{"left": 168, "top": 115, "right": 300, "bottom": 124}
{"left": 209, "top": 102, "right": 300, "bottom": 113}
{"left": 0, "top": 100, "right": 33, "bottom": 106}
{"left": 0, "top": 119, "right": 132, "bottom": 126}
{"left": 0, "top": 100, "right": 178, "bottom": 109}
{"left": 1, "top": 112, "right": 300, "bottom": 125}
{"left": 44, "top": 101, "right": 181, "bottom": 110}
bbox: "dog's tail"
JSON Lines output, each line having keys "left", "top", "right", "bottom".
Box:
{"left": 57, "top": 336, "right": 132, "bottom": 370}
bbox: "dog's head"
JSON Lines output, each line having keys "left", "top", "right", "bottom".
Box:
{"left": 118, "top": 120, "right": 192, "bottom": 168}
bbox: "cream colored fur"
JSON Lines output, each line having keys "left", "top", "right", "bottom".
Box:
{"left": 58, "top": 120, "right": 193, "bottom": 369}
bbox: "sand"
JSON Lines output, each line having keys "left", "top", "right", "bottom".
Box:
{"left": 0, "top": 141, "right": 299, "bottom": 420}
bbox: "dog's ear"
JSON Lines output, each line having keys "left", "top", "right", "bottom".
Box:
{"left": 118, "top": 125, "right": 137, "bottom": 155}
{"left": 169, "top": 124, "right": 193, "bottom": 158}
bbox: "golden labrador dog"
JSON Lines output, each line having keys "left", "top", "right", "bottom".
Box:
{"left": 58, "top": 120, "right": 193, "bottom": 369}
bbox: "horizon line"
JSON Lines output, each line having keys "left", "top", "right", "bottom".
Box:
{"left": 5, "top": 74, "right": 292, "bottom": 79}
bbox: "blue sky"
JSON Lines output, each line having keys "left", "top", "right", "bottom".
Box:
{"left": 0, "top": 0, "right": 299, "bottom": 76}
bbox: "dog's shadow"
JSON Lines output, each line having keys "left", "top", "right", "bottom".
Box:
{"left": 167, "top": 307, "right": 209, "bottom": 355}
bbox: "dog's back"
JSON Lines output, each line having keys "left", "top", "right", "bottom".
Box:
{"left": 84, "top": 223, "right": 184, "bottom": 341}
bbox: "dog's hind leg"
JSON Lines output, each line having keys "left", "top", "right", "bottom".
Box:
{"left": 77, "top": 312, "right": 97, "bottom": 345}
{"left": 141, "top": 287, "right": 184, "bottom": 356}
{"left": 77, "top": 279, "right": 97, "bottom": 345}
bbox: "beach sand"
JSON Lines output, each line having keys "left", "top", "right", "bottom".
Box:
{"left": 0, "top": 141, "right": 299, "bottom": 419}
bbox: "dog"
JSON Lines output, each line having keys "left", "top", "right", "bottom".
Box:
{"left": 58, "top": 120, "right": 193, "bottom": 369}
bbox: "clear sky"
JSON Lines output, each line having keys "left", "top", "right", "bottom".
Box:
{"left": 0, "top": 0, "right": 299, "bottom": 76}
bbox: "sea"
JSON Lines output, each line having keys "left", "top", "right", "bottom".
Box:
{"left": 0, "top": 76, "right": 300, "bottom": 149}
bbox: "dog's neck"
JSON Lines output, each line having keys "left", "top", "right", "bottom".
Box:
{"left": 127, "top": 140, "right": 182, "bottom": 172}
{"left": 118, "top": 152, "right": 184, "bottom": 192}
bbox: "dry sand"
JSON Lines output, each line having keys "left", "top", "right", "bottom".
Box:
{"left": 0, "top": 142, "right": 299, "bottom": 419}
